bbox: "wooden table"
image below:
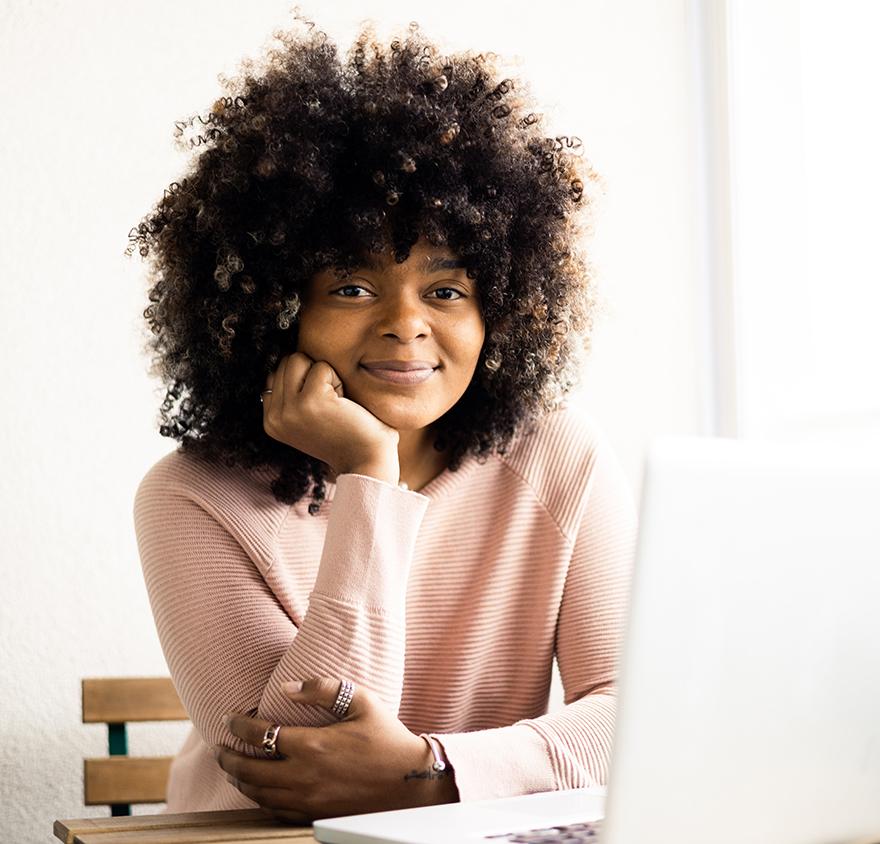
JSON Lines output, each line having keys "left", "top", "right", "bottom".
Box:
{"left": 54, "top": 810, "right": 320, "bottom": 844}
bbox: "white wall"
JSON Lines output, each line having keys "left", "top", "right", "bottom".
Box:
{"left": 0, "top": 1, "right": 703, "bottom": 839}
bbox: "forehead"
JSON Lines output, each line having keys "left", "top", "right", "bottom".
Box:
{"left": 356, "top": 252, "right": 467, "bottom": 274}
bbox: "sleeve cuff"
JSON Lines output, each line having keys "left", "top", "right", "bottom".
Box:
{"left": 312, "top": 473, "right": 429, "bottom": 611}
{"left": 431, "top": 723, "right": 557, "bottom": 801}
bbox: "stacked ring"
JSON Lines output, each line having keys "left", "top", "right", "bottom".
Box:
{"left": 330, "top": 679, "right": 355, "bottom": 719}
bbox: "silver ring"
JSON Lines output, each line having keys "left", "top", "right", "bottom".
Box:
{"left": 259, "top": 389, "right": 273, "bottom": 404}
{"left": 262, "top": 723, "right": 282, "bottom": 758}
{"left": 330, "top": 680, "right": 355, "bottom": 719}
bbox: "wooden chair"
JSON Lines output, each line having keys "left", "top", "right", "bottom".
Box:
{"left": 82, "top": 677, "right": 189, "bottom": 816}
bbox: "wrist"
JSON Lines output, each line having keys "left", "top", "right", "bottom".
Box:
{"left": 417, "top": 734, "right": 459, "bottom": 805}
{"left": 337, "top": 455, "right": 400, "bottom": 486}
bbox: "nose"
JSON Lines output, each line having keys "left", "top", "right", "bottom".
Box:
{"left": 374, "top": 289, "right": 432, "bottom": 343}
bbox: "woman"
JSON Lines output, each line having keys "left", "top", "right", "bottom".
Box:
{"left": 131, "top": 11, "right": 637, "bottom": 822}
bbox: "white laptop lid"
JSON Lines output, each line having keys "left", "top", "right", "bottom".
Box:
{"left": 313, "top": 787, "right": 605, "bottom": 844}
{"left": 601, "top": 436, "right": 880, "bottom": 844}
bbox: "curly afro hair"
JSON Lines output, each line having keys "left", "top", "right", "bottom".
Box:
{"left": 128, "top": 9, "right": 605, "bottom": 512}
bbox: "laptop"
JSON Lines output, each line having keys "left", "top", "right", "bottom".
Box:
{"left": 314, "top": 435, "right": 880, "bottom": 844}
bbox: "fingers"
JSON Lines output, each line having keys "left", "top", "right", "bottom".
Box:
{"left": 223, "top": 714, "right": 281, "bottom": 757}
{"left": 282, "top": 677, "right": 367, "bottom": 720}
{"left": 223, "top": 680, "right": 372, "bottom": 739}
{"left": 228, "top": 778, "right": 306, "bottom": 813}
{"left": 263, "top": 352, "right": 315, "bottom": 424}
{"left": 222, "top": 710, "right": 329, "bottom": 762}
{"left": 284, "top": 352, "right": 314, "bottom": 395}
{"left": 215, "top": 746, "right": 293, "bottom": 790}
{"left": 300, "top": 360, "right": 344, "bottom": 401}
{"left": 262, "top": 354, "right": 284, "bottom": 417}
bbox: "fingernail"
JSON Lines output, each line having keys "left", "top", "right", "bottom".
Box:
{"left": 281, "top": 680, "right": 303, "bottom": 694}
{"left": 222, "top": 713, "right": 233, "bottom": 728}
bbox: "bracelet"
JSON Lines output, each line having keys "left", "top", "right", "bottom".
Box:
{"left": 419, "top": 733, "right": 447, "bottom": 773}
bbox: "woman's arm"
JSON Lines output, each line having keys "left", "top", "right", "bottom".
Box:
{"left": 134, "top": 465, "right": 428, "bottom": 760}
{"left": 427, "top": 439, "right": 638, "bottom": 800}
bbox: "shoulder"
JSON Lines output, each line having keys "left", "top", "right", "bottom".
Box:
{"left": 497, "top": 401, "right": 630, "bottom": 539}
{"left": 133, "top": 449, "right": 289, "bottom": 569}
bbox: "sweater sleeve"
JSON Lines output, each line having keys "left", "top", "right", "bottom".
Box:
{"left": 133, "top": 468, "right": 428, "bottom": 759}
{"left": 429, "top": 439, "right": 637, "bottom": 801}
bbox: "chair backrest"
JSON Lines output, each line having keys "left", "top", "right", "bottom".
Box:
{"left": 82, "top": 677, "right": 189, "bottom": 816}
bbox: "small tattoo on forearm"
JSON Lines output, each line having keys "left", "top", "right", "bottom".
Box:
{"left": 404, "top": 768, "right": 449, "bottom": 781}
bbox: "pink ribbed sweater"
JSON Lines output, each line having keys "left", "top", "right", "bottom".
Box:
{"left": 133, "top": 405, "right": 637, "bottom": 813}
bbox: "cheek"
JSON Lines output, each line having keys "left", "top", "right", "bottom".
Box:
{"left": 294, "top": 318, "right": 361, "bottom": 381}
{"left": 458, "top": 319, "right": 486, "bottom": 369}
{"left": 295, "top": 313, "right": 335, "bottom": 358}
{"left": 293, "top": 322, "right": 313, "bottom": 354}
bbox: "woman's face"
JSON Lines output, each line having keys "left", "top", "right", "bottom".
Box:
{"left": 296, "top": 237, "right": 485, "bottom": 432}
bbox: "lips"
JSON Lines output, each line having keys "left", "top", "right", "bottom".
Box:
{"left": 359, "top": 360, "right": 438, "bottom": 386}
{"left": 360, "top": 360, "right": 438, "bottom": 371}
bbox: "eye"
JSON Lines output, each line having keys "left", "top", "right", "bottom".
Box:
{"left": 330, "top": 284, "right": 373, "bottom": 298}
{"left": 430, "top": 287, "right": 465, "bottom": 300}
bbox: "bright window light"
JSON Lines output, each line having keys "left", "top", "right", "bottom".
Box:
{"left": 727, "top": 0, "right": 880, "bottom": 439}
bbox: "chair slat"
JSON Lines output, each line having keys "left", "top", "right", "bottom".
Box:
{"left": 82, "top": 677, "right": 187, "bottom": 723}
{"left": 84, "top": 757, "right": 173, "bottom": 805}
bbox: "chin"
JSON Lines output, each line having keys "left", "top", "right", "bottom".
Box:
{"left": 354, "top": 396, "right": 437, "bottom": 432}
{"left": 370, "top": 407, "right": 438, "bottom": 432}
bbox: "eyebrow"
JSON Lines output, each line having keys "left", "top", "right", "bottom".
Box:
{"left": 357, "top": 254, "right": 467, "bottom": 273}
{"left": 425, "top": 257, "right": 467, "bottom": 273}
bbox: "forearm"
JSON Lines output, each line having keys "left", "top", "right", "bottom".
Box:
{"left": 255, "top": 473, "right": 428, "bottom": 726}
{"left": 258, "top": 593, "right": 408, "bottom": 727}
{"left": 429, "top": 690, "right": 617, "bottom": 801}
